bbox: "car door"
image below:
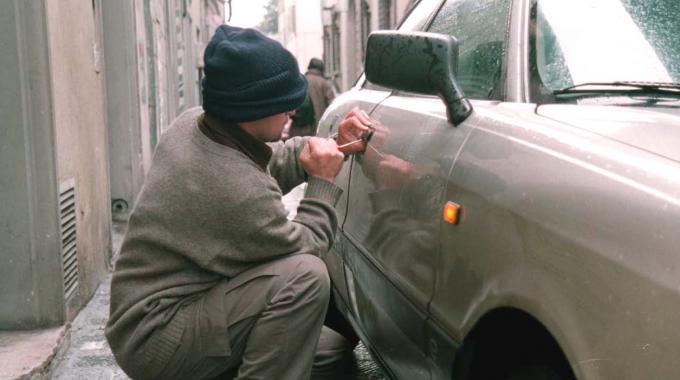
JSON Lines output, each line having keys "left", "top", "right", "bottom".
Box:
{"left": 340, "top": 0, "right": 512, "bottom": 378}
{"left": 341, "top": 95, "right": 473, "bottom": 379}
{"left": 315, "top": 0, "right": 444, "bottom": 302}
{"left": 318, "top": 0, "right": 447, "bottom": 351}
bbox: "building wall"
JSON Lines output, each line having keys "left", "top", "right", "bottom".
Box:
{"left": 144, "top": 0, "right": 224, "bottom": 136}
{"left": 148, "top": 0, "right": 172, "bottom": 135}
{"left": 107, "top": 0, "right": 224, "bottom": 221}
{"left": 45, "top": 0, "right": 111, "bottom": 316}
{"left": 322, "top": 0, "right": 414, "bottom": 91}
{"left": 203, "top": 0, "right": 226, "bottom": 49}
{"left": 0, "top": 0, "right": 224, "bottom": 330}
{"left": 134, "top": 0, "right": 154, "bottom": 185}
{"left": 103, "top": 1, "right": 146, "bottom": 221}
{"left": 279, "top": 0, "right": 324, "bottom": 73}
{"left": 0, "top": 0, "right": 63, "bottom": 329}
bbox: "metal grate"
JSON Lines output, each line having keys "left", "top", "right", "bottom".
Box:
{"left": 59, "top": 179, "right": 79, "bottom": 301}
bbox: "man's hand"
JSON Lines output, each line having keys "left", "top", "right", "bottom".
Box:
{"left": 300, "top": 137, "right": 345, "bottom": 183}
{"left": 336, "top": 107, "right": 373, "bottom": 155}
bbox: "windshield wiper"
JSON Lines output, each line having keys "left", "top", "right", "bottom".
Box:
{"left": 553, "top": 81, "right": 680, "bottom": 96}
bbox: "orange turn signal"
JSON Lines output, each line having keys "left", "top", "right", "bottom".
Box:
{"left": 442, "top": 201, "right": 461, "bottom": 225}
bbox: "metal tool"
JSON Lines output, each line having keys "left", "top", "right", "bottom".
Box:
{"left": 338, "top": 138, "right": 365, "bottom": 149}
{"left": 337, "top": 130, "right": 374, "bottom": 149}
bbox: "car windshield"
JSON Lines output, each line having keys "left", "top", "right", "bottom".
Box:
{"left": 534, "top": 0, "right": 680, "bottom": 93}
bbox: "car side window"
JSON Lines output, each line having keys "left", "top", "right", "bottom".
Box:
{"left": 427, "top": 0, "right": 511, "bottom": 100}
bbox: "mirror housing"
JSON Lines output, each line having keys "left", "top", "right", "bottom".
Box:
{"left": 365, "top": 31, "right": 473, "bottom": 126}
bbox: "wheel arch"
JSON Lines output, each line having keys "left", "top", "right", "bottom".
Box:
{"left": 451, "top": 306, "right": 577, "bottom": 379}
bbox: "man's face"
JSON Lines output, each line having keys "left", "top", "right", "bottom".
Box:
{"left": 241, "top": 111, "right": 295, "bottom": 142}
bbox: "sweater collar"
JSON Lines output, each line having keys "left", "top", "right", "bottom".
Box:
{"left": 199, "top": 113, "right": 272, "bottom": 171}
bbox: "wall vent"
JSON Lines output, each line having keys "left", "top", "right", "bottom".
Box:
{"left": 59, "top": 179, "right": 79, "bottom": 302}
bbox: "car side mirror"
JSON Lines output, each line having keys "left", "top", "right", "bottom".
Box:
{"left": 364, "top": 31, "right": 473, "bottom": 126}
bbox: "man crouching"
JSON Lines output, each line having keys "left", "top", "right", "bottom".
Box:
{"left": 105, "top": 25, "right": 370, "bottom": 380}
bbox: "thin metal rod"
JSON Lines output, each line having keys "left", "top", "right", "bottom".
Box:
{"left": 337, "top": 139, "right": 364, "bottom": 149}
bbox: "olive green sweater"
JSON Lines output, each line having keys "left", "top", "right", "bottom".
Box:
{"left": 105, "top": 107, "right": 342, "bottom": 377}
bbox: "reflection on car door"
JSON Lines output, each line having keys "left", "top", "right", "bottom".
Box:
{"left": 342, "top": 93, "right": 475, "bottom": 378}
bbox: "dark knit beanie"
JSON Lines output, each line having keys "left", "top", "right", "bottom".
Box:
{"left": 202, "top": 25, "right": 308, "bottom": 123}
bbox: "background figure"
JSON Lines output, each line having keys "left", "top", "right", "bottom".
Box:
{"left": 289, "top": 58, "right": 336, "bottom": 138}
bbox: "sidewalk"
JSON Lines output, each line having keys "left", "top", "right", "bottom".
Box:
{"left": 48, "top": 222, "right": 128, "bottom": 380}
{"left": 0, "top": 327, "right": 67, "bottom": 380}
{"left": 50, "top": 272, "right": 127, "bottom": 380}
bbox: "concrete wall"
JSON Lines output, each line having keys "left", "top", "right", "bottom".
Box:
{"left": 45, "top": 0, "right": 111, "bottom": 315}
{"left": 0, "top": 0, "right": 113, "bottom": 328}
{"left": 103, "top": 1, "right": 146, "bottom": 221}
{"left": 0, "top": 0, "right": 64, "bottom": 329}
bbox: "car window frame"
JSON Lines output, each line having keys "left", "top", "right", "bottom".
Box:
{"left": 506, "top": 0, "right": 531, "bottom": 102}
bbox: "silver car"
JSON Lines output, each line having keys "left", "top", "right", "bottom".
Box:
{"left": 318, "top": 0, "right": 680, "bottom": 379}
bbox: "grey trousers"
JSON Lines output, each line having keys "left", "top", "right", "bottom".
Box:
{"left": 151, "top": 254, "right": 355, "bottom": 380}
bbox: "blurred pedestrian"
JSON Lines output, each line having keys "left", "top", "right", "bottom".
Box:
{"left": 287, "top": 59, "right": 336, "bottom": 139}
{"left": 306, "top": 58, "right": 335, "bottom": 125}
{"left": 105, "top": 25, "right": 370, "bottom": 380}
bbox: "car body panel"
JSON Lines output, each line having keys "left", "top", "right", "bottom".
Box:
{"left": 430, "top": 101, "right": 680, "bottom": 379}
{"left": 537, "top": 104, "right": 680, "bottom": 163}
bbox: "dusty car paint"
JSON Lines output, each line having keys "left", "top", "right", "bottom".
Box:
{"left": 537, "top": 105, "right": 680, "bottom": 163}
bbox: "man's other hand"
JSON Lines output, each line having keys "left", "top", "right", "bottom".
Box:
{"left": 300, "top": 137, "right": 345, "bottom": 183}
{"left": 336, "top": 107, "right": 372, "bottom": 155}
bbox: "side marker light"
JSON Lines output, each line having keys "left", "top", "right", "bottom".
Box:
{"left": 443, "top": 201, "right": 461, "bottom": 225}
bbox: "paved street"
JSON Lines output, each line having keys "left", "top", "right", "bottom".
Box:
{"left": 51, "top": 185, "right": 386, "bottom": 379}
